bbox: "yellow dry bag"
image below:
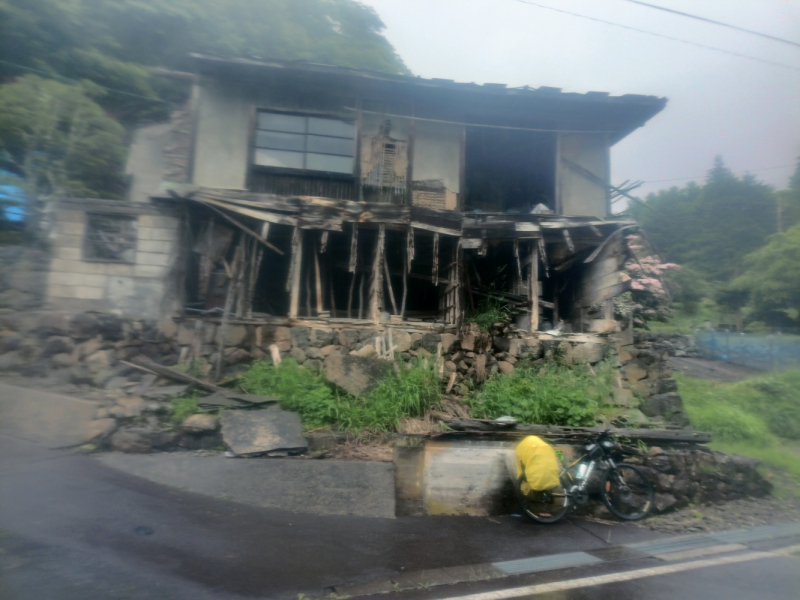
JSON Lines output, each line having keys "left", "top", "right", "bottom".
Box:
{"left": 515, "top": 435, "right": 561, "bottom": 495}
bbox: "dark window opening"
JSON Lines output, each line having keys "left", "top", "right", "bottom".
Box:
{"left": 83, "top": 213, "right": 137, "bottom": 263}
{"left": 464, "top": 128, "right": 556, "bottom": 214}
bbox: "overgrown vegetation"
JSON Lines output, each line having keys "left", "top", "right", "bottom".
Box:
{"left": 468, "top": 362, "right": 614, "bottom": 427}
{"left": 239, "top": 358, "right": 441, "bottom": 432}
{"left": 170, "top": 394, "right": 200, "bottom": 424}
{"left": 465, "top": 294, "right": 514, "bottom": 331}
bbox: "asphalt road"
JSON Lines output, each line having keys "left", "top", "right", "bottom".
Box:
{"left": 1, "top": 433, "right": 798, "bottom": 600}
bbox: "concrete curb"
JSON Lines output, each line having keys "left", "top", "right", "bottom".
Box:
{"left": 97, "top": 452, "right": 396, "bottom": 518}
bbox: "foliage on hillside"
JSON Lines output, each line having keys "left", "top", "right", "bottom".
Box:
{"left": 0, "top": 76, "right": 127, "bottom": 198}
{"left": 629, "top": 157, "right": 784, "bottom": 284}
{"left": 0, "top": 0, "right": 407, "bottom": 125}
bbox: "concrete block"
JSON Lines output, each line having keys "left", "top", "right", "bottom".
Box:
{"left": 138, "top": 214, "right": 179, "bottom": 229}
{"left": 104, "top": 263, "right": 136, "bottom": 276}
{"left": 55, "top": 209, "right": 85, "bottom": 223}
{"left": 138, "top": 227, "right": 178, "bottom": 241}
{"left": 136, "top": 252, "right": 171, "bottom": 267}
{"left": 52, "top": 234, "right": 83, "bottom": 249}
{"left": 58, "top": 221, "right": 85, "bottom": 236}
{"left": 75, "top": 286, "right": 105, "bottom": 300}
{"left": 73, "top": 272, "right": 107, "bottom": 288}
{"left": 47, "top": 284, "right": 77, "bottom": 299}
{"left": 136, "top": 240, "right": 174, "bottom": 254}
{"left": 134, "top": 264, "right": 166, "bottom": 278}
{"left": 58, "top": 247, "right": 82, "bottom": 261}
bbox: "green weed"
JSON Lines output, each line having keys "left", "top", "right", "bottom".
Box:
{"left": 465, "top": 295, "right": 514, "bottom": 331}
{"left": 170, "top": 394, "right": 200, "bottom": 424}
{"left": 468, "top": 362, "right": 613, "bottom": 427}
{"left": 239, "top": 358, "right": 441, "bottom": 433}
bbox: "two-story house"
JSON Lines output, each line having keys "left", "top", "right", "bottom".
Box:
{"left": 45, "top": 54, "right": 666, "bottom": 336}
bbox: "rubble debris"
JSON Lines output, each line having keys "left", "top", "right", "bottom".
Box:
{"left": 220, "top": 406, "right": 308, "bottom": 456}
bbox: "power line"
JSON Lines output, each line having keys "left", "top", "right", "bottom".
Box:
{"left": 643, "top": 163, "right": 796, "bottom": 184}
{"left": 0, "top": 59, "right": 171, "bottom": 104}
{"left": 622, "top": 0, "right": 800, "bottom": 49}
{"left": 514, "top": 0, "right": 800, "bottom": 72}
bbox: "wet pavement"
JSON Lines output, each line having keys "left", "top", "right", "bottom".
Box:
{"left": 1, "top": 432, "right": 798, "bottom": 599}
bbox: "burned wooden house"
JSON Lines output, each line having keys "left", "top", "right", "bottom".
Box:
{"left": 46, "top": 55, "right": 666, "bottom": 334}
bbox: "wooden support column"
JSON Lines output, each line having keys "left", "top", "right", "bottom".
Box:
{"left": 530, "top": 243, "right": 539, "bottom": 332}
{"left": 432, "top": 232, "right": 439, "bottom": 286}
{"left": 314, "top": 242, "right": 323, "bottom": 316}
{"left": 287, "top": 227, "right": 303, "bottom": 319}
{"left": 369, "top": 225, "right": 386, "bottom": 324}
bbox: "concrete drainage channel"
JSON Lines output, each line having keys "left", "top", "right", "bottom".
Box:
{"left": 325, "top": 522, "right": 800, "bottom": 598}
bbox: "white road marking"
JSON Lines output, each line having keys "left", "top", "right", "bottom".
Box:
{"left": 770, "top": 544, "right": 800, "bottom": 557}
{"left": 436, "top": 551, "right": 775, "bottom": 600}
{"left": 655, "top": 543, "right": 748, "bottom": 561}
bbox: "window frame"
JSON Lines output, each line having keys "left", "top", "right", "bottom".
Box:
{"left": 250, "top": 109, "right": 357, "bottom": 179}
{"left": 82, "top": 212, "right": 138, "bottom": 264}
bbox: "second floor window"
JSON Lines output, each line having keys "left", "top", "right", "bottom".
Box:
{"left": 254, "top": 112, "right": 355, "bottom": 175}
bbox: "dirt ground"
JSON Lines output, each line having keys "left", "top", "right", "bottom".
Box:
{"left": 669, "top": 356, "right": 765, "bottom": 383}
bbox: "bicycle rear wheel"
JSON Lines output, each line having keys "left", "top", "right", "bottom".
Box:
{"left": 515, "top": 475, "right": 570, "bottom": 524}
{"left": 601, "top": 464, "right": 654, "bottom": 521}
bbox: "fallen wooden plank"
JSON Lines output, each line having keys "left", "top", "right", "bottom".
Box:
{"left": 439, "top": 419, "right": 712, "bottom": 444}
{"left": 129, "top": 358, "right": 227, "bottom": 394}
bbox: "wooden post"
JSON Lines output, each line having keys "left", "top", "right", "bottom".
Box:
{"left": 604, "top": 298, "right": 614, "bottom": 320}
{"left": 320, "top": 230, "right": 328, "bottom": 253}
{"left": 369, "top": 225, "right": 386, "bottom": 324}
{"left": 530, "top": 243, "right": 539, "bottom": 332}
{"left": 217, "top": 239, "right": 244, "bottom": 379}
{"left": 432, "top": 232, "right": 439, "bottom": 286}
{"left": 287, "top": 227, "right": 303, "bottom": 319}
{"left": 349, "top": 223, "right": 358, "bottom": 273}
{"left": 538, "top": 237, "right": 549, "bottom": 278}
{"left": 358, "top": 273, "right": 365, "bottom": 320}
{"left": 383, "top": 245, "right": 398, "bottom": 315}
{"left": 314, "top": 243, "right": 323, "bottom": 316}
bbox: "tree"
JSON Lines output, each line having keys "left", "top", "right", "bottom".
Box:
{"left": 0, "top": 0, "right": 408, "bottom": 125}
{"left": 731, "top": 223, "right": 800, "bottom": 328}
{"left": 629, "top": 157, "right": 778, "bottom": 282}
{"left": 620, "top": 234, "right": 679, "bottom": 325}
{"left": 0, "top": 75, "right": 127, "bottom": 199}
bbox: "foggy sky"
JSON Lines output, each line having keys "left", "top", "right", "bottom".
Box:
{"left": 363, "top": 0, "right": 800, "bottom": 200}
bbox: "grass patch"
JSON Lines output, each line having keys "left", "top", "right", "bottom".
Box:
{"left": 170, "top": 394, "right": 200, "bottom": 424}
{"left": 239, "top": 358, "right": 441, "bottom": 433}
{"left": 676, "top": 370, "right": 800, "bottom": 442}
{"left": 468, "top": 362, "right": 614, "bottom": 427}
{"left": 677, "top": 370, "right": 800, "bottom": 495}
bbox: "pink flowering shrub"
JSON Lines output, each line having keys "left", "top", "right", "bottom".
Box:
{"left": 623, "top": 235, "right": 679, "bottom": 324}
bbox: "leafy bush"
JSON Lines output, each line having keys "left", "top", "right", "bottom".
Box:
{"left": 239, "top": 358, "right": 442, "bottom": 432}
{"left": 468, "top": 363, "right": 612, "bottom": 427}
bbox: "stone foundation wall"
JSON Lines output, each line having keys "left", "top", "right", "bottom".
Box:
{"left": 395, "top": 440, "right": 771, "bottom": 517}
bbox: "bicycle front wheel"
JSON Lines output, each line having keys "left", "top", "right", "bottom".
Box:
{"left": 515, "top": 476, "right": 570, "bottom": 524}
{"left": 601, "top": 464, "right": 654, "bottom": 521}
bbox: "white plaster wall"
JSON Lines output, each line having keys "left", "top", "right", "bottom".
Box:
{"left": 125, "top": 122, "right": 172, "bottom": 203}
{"left": 193, "top": 80, "right": 251, "bottom": 190}
{"left": 412, "top": 121, "right": 462, "bottom": 194}
{"left": 559, "top": 133, "right": 609, "bottom": 218}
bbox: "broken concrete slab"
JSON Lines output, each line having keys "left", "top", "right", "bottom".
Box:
{"left": 325, "top": 353, "right": 392, "bottom": 396}
{"left": 220, "top": 406, "right": 307, "bottom": 456}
